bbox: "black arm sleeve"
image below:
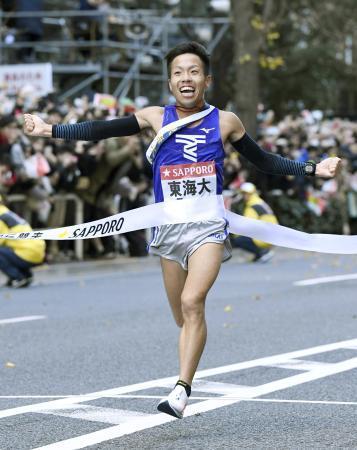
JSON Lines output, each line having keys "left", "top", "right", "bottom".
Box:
{"left": 52, "top": 115, "right": 141, "bottom": 141}
{"left": 231, "top": 133, "right": 306, "bottom": 176}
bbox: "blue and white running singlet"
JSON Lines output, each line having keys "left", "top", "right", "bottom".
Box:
{"left": 152, "top": 105, "right": 225, "bottom": 203}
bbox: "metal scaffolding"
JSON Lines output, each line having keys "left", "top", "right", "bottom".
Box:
{"left": 0, "top": 8, "right": 230, "bottom": 102}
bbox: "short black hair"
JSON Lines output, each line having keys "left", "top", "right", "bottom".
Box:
{"left": 165, "top": 41, "right": 210, "bottom": 77}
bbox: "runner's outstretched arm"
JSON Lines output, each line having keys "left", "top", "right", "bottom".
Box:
{"left": 232, "top": 133, "right": 308, "bottom": 176}
{"left": 23, "top": 107, "right": 158, "bottom": 140}
{"left": 224, "top": 111, "right": 341, "bottom": 178}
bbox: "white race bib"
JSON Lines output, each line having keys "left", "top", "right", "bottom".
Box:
{"left": 160, "top": 161, "right": 217, "bottom": 201}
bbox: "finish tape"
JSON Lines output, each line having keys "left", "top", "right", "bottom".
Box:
{"left": 1, "top": 196, "right": 357, "bottom": 254}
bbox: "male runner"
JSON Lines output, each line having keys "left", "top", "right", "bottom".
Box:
{"left": 23, "top": 41, "right": 341, "bottom": 419}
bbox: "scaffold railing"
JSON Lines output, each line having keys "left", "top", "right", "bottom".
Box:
{"left": 0, "top": 9, "right": 230, "bottom": 102}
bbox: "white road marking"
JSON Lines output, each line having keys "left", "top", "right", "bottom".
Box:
{"left": 96, "top": 396, "right": 357, "bottom": 406}
{"left": 265, "top": 359, "right": 334, "bottom": 371}
{"left": 242, "top": 357, "right": 357, "bottom": 399}
{"left": 342, "top": 344, "right": 357, "bottom": 350}
{"left": 32, "top": 356, "right": 357, "bottom": 450}
{"left": 242, "top": 398, "right": 357, "bottom": 406}
{"left": 0, "top": 315, "right": 46, "bottom": 325}
{"left": 6, "top": 338, "right": 349, "bottom": 449}
{"left": 294, "top": 273, "right": 357, "bottom": 286}
{"left": 0, "top": 396, "right": 76, "bottom": 399}
{"left": 1, "top": 337, "right": 357, "bottom": 422}
{"left": 37, "top": 405, "right": 154, "bottom": 425}
{"left": 34, "top": 414, "right": 177, "bottom": 450}
{"left": 4, "top": 394, "right": 357, "bottom": 407}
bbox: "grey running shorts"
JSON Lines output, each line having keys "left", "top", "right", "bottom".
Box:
{"left": 149, "top": 218, "right": 232, "bottom": 270}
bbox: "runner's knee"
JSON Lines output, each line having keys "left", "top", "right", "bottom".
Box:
{"left": 181, "top": 292, "right": 205, "bottom": 320}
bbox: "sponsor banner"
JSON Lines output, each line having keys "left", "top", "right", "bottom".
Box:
{"left": 160, "top": 161, "right": 215, "bottom": 180}
{"left": 160, "top": 161, "right": 216, "bottom": 200}
{"left": 0, "top": 196, "right": 356, "bottom": 254}
{"left": 0, "top": 63, "right": 53, "bottom": 96}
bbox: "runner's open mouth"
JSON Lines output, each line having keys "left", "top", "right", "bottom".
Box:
{"left": 179, "top": 87, "right": 195, "bottom": 95}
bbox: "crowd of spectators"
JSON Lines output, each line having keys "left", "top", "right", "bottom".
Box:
{"left": 224, "top": 107, "right": 357, "bottom": 235}
{"left": 0, "top": 87, "right": 356, "bottom": 261}
{"left": 0, "top": 88, "right": 152, "bottom": 261}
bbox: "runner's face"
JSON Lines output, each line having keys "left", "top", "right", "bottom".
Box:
{"left": 168, "top": 53, "right": 211, "bottom": 108}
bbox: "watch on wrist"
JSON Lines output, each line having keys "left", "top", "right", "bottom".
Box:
{"left": 304, "top": 160, "right": 316, "bottom": 176}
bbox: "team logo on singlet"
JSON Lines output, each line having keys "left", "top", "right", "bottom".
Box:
{"left": 175, "top": 134, "right": 206, "bottom": 162}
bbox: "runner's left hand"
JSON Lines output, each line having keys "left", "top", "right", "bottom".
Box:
{"left": 315, "top": 157, "right": 341, "bottom": 178}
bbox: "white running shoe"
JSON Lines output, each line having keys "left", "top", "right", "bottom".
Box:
{"left": 157, "top": 385, "right": 188, "bottom": 419}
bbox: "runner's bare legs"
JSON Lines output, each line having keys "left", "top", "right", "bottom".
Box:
{"left": 160, "top": 257, "right": 187, "bottom": 327}
{"left": 160, "top": 258, "right": 188, "bottom": 378}
{"left": 161, "top": 242, "right": 224, "bottom": 384}
{"left": 180, "top": 243, "right": 223, "bottom": 383}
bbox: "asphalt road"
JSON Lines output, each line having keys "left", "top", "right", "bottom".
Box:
{"left": 0, "top": 248, "right": 357, "bottom": 449}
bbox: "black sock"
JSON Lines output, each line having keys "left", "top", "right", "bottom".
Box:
{"left": 176, "top": 379, "right": 191, "bottom": 397}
